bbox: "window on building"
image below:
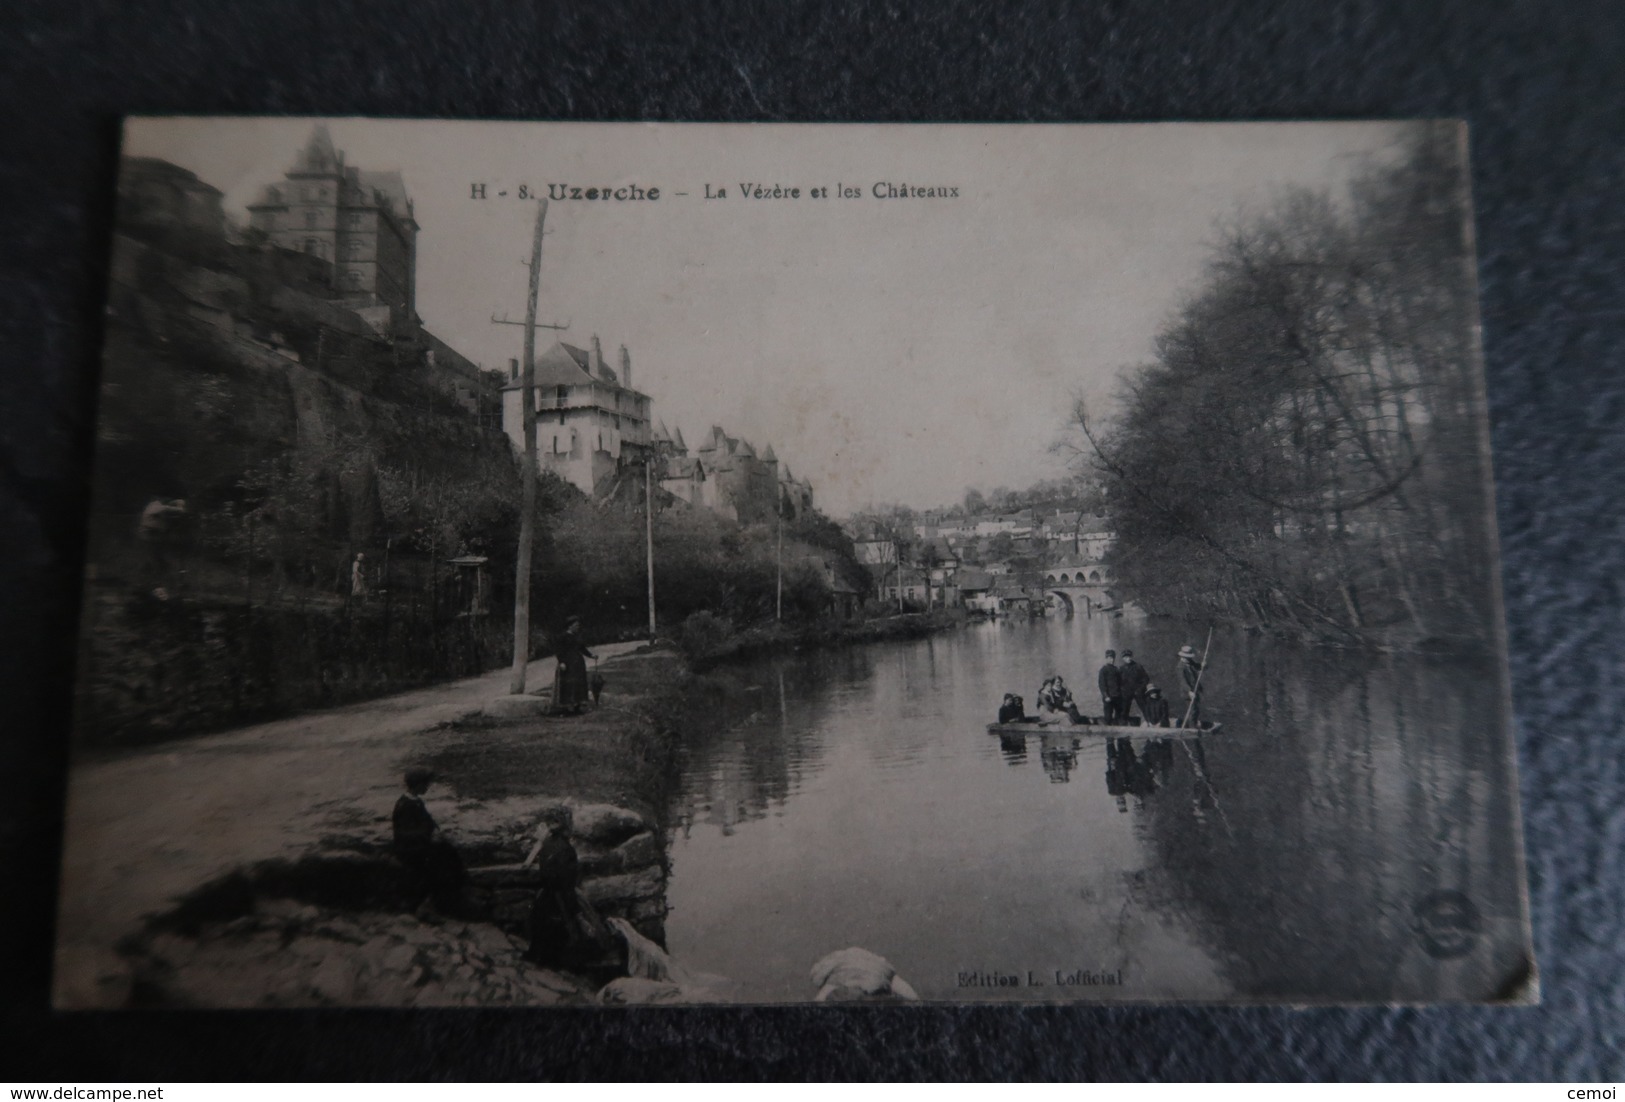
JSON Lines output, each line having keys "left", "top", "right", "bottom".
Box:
{"left": 305, "top": 209, "right": 319, "bottom": 228}
{"left": 303, "top": 238, "right": 318, "bottom": 255}
{"left": 345, "top": 240, "right": 361, "bottom": 259}
{"left": 345, "top": 270, "right": 362, "bottom": 289}
{"left": 347, "top": 212, "right": 363, "bottom": 229}
{"left": 266, "top": 187, "right": 280, "bottom": 204}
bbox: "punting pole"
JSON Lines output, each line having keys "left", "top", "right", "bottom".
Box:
{"left": 1178, "top": 624, "right": 1215, "bottom": 730}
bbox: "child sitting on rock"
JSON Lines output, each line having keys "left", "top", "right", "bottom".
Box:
{"left": 392, "top": 768, "right": 470, "bottom": 918}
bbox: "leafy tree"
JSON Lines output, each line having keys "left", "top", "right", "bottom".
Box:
{"left": 1073, "top": 123, "right": 1488, "bottom": 646}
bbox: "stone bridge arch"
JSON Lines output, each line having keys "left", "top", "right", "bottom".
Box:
{"left": 1042, "top": 578, "right": 1114, "bottom": 617}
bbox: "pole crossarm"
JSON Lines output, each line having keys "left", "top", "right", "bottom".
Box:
{"left": 491, "top": 313, "right": 569, "bottom": 331}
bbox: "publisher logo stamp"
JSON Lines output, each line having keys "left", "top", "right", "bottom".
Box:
{"left": 1413, "top": 890, "right": 1481, "bottom": 959}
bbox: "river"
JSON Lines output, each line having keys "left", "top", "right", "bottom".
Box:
{"left": 661, "top": 614, "right": 1531, "bottom": 1004}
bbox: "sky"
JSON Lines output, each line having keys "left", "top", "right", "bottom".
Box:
{"left": 124, "top": 118, "right": 1414, "bottom": 516}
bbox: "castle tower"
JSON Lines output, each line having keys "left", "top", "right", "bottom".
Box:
{"left": 247, "top": 124, "right": 419, "bottom": 325}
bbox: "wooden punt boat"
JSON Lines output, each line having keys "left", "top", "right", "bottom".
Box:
{"left": 985, "top": 719, "right": 1222, "bottom": 737}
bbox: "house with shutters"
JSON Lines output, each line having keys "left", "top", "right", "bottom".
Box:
{"left": 501, "top": 336, "right": 653, "bottom": 496}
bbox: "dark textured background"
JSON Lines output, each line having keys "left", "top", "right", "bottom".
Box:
{"left": 2, "top": 0, "right": 1621, "bottom": 1081}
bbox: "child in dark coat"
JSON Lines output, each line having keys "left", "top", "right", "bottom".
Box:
{"left": 392, "top": 768, "right": 469, "bottom": 916}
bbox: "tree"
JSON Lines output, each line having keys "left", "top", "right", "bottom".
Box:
{"left": 1071, "top": 123, "right": 1490, "bottom": 646}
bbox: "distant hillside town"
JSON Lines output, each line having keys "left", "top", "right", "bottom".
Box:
{"left": 845, "top": 501, "right": 1118, "bottom": 617}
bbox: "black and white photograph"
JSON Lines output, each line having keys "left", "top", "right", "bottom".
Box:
{"left": 53, "top": 117, "right": 1533, "bottom": 1008}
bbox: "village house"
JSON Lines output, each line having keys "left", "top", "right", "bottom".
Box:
{"left": 917, "top": 536, "right": 960, "bottom": 572}
{"left": 992, "top": 580, "right": 1034, "bottom": 615}
{"left": 967, "top": 510, "right": 1033, "bottom": 538}
{"left": 881, "top": 567, "right": 930, "bottom": 607}
{"left": 1076, "top": 513, "right": 1117, "bottom": 562}
{"left": 1037, "top": 510, "right": 1082, "bottom": 548}
{"left": 853, "top": 537, "right": 898, "bottom": 571}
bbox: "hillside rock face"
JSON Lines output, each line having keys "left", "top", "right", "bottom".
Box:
{"left": 80, "top": 231, "right": 518, "bottom": 745}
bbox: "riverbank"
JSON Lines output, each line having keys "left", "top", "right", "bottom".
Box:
{"left": 681, "top": 609, "right": 966, "bottom": 670}
{"left": 56, "top": 641, "right": 720, "bottom": 1008}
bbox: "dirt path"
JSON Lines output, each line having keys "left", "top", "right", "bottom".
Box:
{"left": 53, "top": 643, "right": 646, "bottom": 1007}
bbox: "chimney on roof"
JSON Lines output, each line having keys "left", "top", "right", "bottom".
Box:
{"left": 591, "top": 335, "right": 604, "bottom": 376}
{"left": 619, "top": 344, "right": 632, "bottom": 390}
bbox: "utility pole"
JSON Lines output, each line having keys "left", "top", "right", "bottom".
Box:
{"left": 506, "top": 200, "right": 548, "bottom": 695}
{"left": 776, "top": 493, "right": 784, "bottom": 621}
{"left": 644, "top": 457, "right": 656, "bottom": 642}
{"left": 895, "top": 533, "right": 904, "bottom": 612}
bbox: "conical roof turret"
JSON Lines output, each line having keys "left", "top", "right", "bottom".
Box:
{"left": 292, "top": 124, "right": 341, "bottom": 175}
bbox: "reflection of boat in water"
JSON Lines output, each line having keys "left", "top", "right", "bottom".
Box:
{"left": 985, "top": 719, "right": 1223, "bottom": 737}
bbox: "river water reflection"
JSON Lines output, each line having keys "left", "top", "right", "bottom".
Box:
{"left": 662, "top": 616, "right": 1529, "bottom": 1003}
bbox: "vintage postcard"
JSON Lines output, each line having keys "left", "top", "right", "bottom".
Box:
{"left": 54, "top": 118, "right": 1533, "bottom": 1007}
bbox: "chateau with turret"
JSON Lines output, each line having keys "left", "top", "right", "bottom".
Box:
{"left": 247, "top": 125, "right": 419, "bottom": 331}
{"left": 657, "top": 424, "right": 813, "bottom": 524}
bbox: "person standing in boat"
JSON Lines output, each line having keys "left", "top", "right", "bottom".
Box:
{"left": 1118, "top": 649, "right": 1151, "bottom": 722}
{"left": 1177, "top": 644, "right": 1205, "bottom": 727}
{"left": 1098, "top": 649, "right": 1124, "bottom": 725}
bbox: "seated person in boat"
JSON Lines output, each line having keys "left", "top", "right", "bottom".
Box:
{"left": 1141, "top": 684, "right": 1171, "bottom": 727}
{"left": 998, "top": 693, "right": 1040, "bottom": 724}
{"left": 1037, "top": 676, "right": 1075, "bottom": 714}
{"left": 1062, "top": 699, "right": 1095, "bottom": 725}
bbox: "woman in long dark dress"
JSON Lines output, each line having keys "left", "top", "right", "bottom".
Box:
{"left": 525, "top": 809, "right": 624, "bottom": 979}
{"left": 552, "top": 615, "right": 595, "bottom": 714}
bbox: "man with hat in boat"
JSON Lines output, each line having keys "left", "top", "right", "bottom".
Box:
{"left": 1117, "top": 649, "right": 1151, "bottom": 723}
{"left": 1097, "top": 649, "right": 1125, "bottom": 725}
{"left": 1177, "top": 644, "right": 1205, "bottom": 727}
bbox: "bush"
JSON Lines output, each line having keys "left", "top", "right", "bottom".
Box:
{"left": 678, "top": 609, "right": 735, "bottom": 662}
